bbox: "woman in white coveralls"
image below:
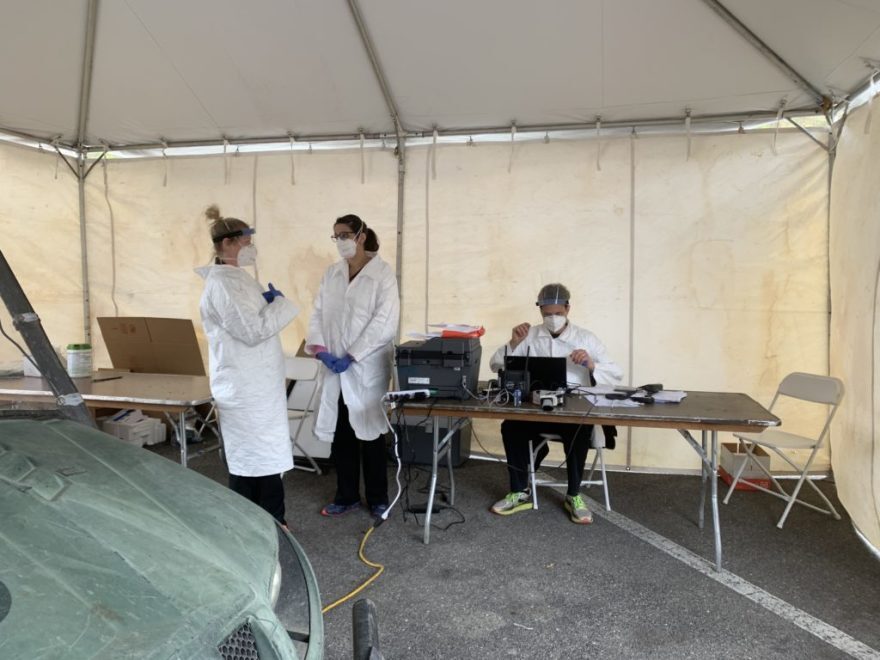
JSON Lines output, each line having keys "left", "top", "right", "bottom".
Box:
{"left": 196, "top": 205, "right": 299, "bottom": 527}
{"left": 306, "top": 214, "right": 400, "bottom": 518}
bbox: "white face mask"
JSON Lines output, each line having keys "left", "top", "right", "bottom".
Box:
{"left": 237, "top": 244, "right": 258, "bottom": 267}
{"left": 543, "top": 314, "right": 567, "bottom": 333}
{"left": 337, "top": 239, "right": 357, "bottom": 259}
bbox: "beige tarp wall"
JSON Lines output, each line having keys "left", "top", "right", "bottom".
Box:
{"left": 830, "top": 105, "right": 880, "bottom": 550}
{"left": 1, "top": 130, "right": 829, "bottom": 473}
{"left": 0, "top": 146, "right": 82, "bottom": 369}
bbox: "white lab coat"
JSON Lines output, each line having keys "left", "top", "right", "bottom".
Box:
{"left": 489, "top": 322, "right": 623, "bottom": 387}
{"left": 196, "top": 264, "right": 299, "bottom": 476}
{"left": 307, "top": 255, "right": 400, "bottom": 442}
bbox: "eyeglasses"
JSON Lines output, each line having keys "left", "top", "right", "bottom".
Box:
{"left": 330, "top": 232, "right": 356, "bottom": 242}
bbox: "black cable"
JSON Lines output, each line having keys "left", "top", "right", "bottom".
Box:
{"left": 0, "top": 317, "right": 38, "bottom": 370}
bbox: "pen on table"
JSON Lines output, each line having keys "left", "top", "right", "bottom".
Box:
{"left": 92, "top": 376, "right": 123, "bottom": 383}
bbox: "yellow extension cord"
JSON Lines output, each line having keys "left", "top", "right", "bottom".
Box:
{"left": 321, "top": 525, "right": 385, "bottom": 614}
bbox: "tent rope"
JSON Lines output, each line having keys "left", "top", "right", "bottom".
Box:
{"left": 222, "top": 138, "right": 231, "bottom": 184}
{"left": 360, "top": 131, "right": 366, "bottom": 184}
{"left": 101, "top": 143, "right": 120, "bottom": 316}
{"left": 865, "top": 72, "right": 877, "bottom": 135}
{"left": 685, "top": 109, "right": 692, "bottom": 161}
{"left": 772, "top": 99, "right": 787, "bottom": 155}
{"left": 507, "top": 122, "right": 517, "bottom": 173}
{"left": 431, "top": 127, "right": 438, "bottom": 180}
{"left": 161, "top": 140, "right": 169, "bottom": 187}
{"left": 288, "top": 134, "right": 296, "bottom": 185}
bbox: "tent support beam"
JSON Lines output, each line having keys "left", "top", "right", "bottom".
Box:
{"left": 700, "top": 0, "right": 829, "bottom": 109}
{"left": 786, "top": 117, "right": 829, "bottom": 152}
{"left": 346, "top": 0, "right": 407, "bottom": 316}
{"left": 64, "top": 108, "right": 823, "bottom": 155}
{"left": 74, "top": 0, "right": 99, "bottom": 344}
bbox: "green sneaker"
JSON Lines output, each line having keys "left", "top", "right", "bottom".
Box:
{"left": 490, "top": 491, "right": 532, "bottom": 516}
{"left": 564, "top": 494, "right": 593, "bottom": 525}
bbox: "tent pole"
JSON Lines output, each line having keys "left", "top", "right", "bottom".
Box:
{"left": 77, "top": 158, "right": 91, "bottom": 343}
{"left": 74, "top": 0, "right": 99, "bottom": 343}
{"left": 700, "top": 0, "right": 828, "bottom": 109}
{"left": 394, "top": 123, "right": 406, "bottom": 336}
{"left": 346, "top": 0, "right": 407, "bottom": 334}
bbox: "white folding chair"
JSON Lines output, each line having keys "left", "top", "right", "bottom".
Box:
{"left": 527, "top": 427, "right": 611, "bottom": 511}
{"left": 722, "top": 372, "right": 844, "bottom": 528}
{"left": 284, "top": 356, "right": 323, "bottom": 475}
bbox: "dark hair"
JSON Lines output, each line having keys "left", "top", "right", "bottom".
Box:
{"left": 536, "top": 283, "right": 571, "bottom": 306}
{"left": 335, "top": 214, "right": 379, "bottom": 252}
{"left": 205, "top": 204, "right": 250, "bottom": 255}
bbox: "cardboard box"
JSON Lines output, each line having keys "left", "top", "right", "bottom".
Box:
{"left": 97, "top": 317, "right": 205, "bottom": 376}
{"left": 719, "top": 442, "right": 772, "bottom": 491}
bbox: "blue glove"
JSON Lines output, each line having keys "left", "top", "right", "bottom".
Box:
{"left": 332, "top": 354, "right": 354, "bottom": 374}
{"left": 316, "top": 352, "right": 337, "bottom": 371}
{"left": 261, "top": 282, "right": 284, "bottom": 304}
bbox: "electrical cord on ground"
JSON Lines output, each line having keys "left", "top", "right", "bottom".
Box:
{"left": 320, "top": 525, "right": 384, "bottom": 614}
{"left": 321, "top": 400, "right": 404, "bottom": 615}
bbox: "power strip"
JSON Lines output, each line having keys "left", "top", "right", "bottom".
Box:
{"left": 385, "top": 389, "right": 434, "bottom": 402}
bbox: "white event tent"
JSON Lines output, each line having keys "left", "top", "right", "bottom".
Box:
{"left": 0, "top": 0, "right": 878, "bottom": 552}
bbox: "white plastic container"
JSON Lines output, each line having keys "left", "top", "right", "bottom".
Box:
{"left": 66, "top": 343, "right": 92, "bottom": 378}
{"left": 100, "top": 409, "right": 160, "bottom": 448}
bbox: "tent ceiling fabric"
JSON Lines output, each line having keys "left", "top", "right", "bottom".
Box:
{"left": 1, "top": 0, "right": 880, "bottom": 146}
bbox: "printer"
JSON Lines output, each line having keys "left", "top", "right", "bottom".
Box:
{"left": 395, "top": 337, "right": 481, "bottom": 400}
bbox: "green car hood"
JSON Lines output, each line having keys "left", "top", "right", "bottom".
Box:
{"left": 0, "top": 418, "right": 286, "bottom": 659}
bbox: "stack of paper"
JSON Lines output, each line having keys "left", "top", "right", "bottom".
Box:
{"left": 653, "top": 390, "right": 687, "bottom": 403}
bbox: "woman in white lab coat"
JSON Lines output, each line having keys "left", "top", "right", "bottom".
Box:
{"left": 196, "top": 205, "right": 299, "bottom": 526}
{"left": 307, "top": 214, "right": 400, "bottom": 518}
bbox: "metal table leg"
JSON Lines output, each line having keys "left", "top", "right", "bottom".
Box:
{"left": 179, "top": 411, "right": 188, "bottom": 467}
{"left": 424, "top": 417, "right": 441, "bottom": 545}
{"left": 699, "top": 430, "right": 707, "bottom": 529}
{"left": 710, "top": 430, "right": 722, "bottom": 571}
{"left": 423, "top": 417, "right": 457, "bottom": 545}
{"left": 677, "top": 428, "right": 722, "bottom": 571}
{"left": 446, "top": 417, "right": 455, "bottom": 506}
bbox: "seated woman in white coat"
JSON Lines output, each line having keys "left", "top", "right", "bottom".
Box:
{"left": 306, "top": 214, "right": 400, "bottom": 518}
{"left": 196, "top": 205, "right": 299, "bottom": 527}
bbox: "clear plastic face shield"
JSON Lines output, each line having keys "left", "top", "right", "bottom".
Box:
{"left": 212, "top": 226, "right": 256, "bottom": 266}
{"left": 536, "top": 286, "right": 569, "bottom": 333}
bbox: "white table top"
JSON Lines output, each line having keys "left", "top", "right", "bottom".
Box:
{"left": 0, "top": 371, "right": 213, "bottom": 408}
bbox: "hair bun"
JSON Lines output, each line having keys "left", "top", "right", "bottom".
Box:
{"left": 205, "top": 204, "right": 222, "bottom": 222}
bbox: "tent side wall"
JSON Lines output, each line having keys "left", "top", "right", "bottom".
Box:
{"left": 0, "top": 144, "right": 83, "bottom": 368}
{"left": 829, "top": 105, "right": 880, "bottom": 551}
{"left": 2, "top": 131, "right": 831, "bottom": 476}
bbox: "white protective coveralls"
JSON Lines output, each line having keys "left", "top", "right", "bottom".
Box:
{"left": 307, "top": 255, "right": 400, "bottom": 442}
{"left": 196, "top": 264, "right": 299, "bottom": 476}
{"left": 489, "top": 322, "right": 623, "bottom": 387}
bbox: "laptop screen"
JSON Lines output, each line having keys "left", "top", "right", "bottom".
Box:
{"left": 504, "top": 355, "right": 568, "bottom": 392}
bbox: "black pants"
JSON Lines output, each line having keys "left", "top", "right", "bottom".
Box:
{"left": 332, "top": 395, "right": 388, "bottom": 507}
{"left": 501, "top": 420, "right": 593, "bottom": 496}
{"left": 229, "top": 473, "right": 286, "bottom": 525}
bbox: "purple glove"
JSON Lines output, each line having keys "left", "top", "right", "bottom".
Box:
{"left": 316, "top": 352, "right": 337, "bottom": 371}
{"left": 332, "top": 354, "right": 354, "bottom": 374}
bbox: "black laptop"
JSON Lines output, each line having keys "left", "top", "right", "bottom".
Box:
{"left": 503, "top": 355, "right": 568, "bottom": 392}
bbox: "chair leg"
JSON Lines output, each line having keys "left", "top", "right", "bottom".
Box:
{"left": 723, "top": 438, "right": 751, "bottom": 504}
{"left": 528, "top": 440, "right": 539, "bottom": 510}
{"left": 585, "top": 451, "right": 599, "bottom": 486}
{"left": 597, "top": 447, "right": 611, "bottom": 511}
{"left": 292, "top": 439, "right": 322, "bottom": 475}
